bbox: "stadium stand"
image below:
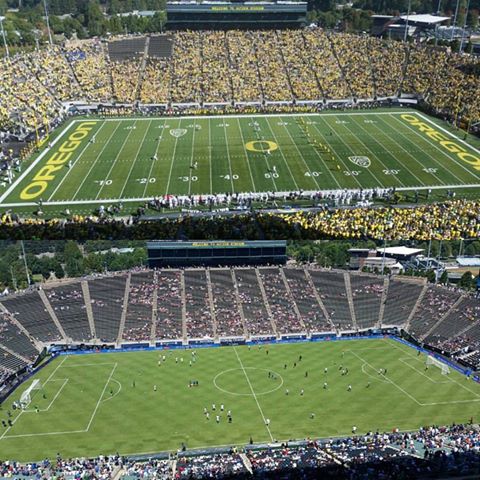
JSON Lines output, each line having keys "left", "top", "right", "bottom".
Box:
{"left": 156, "top": 269, "right": 183, "bottom": 340}
{"left": 123, "top": 271, "right": 155, "bottom": 342}
{"left": 0, "top": 267, "right": 479, "bottom": 375}
{"left": 408, "top": 285, "right": 462, "bottom": 339}
{"left": 88, "top": 275, "right": 127, "bottom": 343}
{"left": 1, "top": 30, "right": 479, "bottom": 139}
{"left": 45, "top": 284, "right": 92, "bottom": 342}
{"left": 184, "top": 269, "right": 215, "bottom": 339}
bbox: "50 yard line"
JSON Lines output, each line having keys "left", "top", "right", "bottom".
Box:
{"left": 233, "top": 347, "right": 274, "bottom": 442}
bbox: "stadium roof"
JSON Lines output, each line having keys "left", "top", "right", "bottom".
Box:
{"left": 376, "top": 246, "right": 424, "bottom": 257}
{"left": 456, "top": 257, "right": 480, "bottom": 267}
{"left": 399, "top": 14, "right": 450, "bottom": 25}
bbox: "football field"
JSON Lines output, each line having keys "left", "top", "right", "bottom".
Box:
{"left": 0, "top": 109, "right": 480, "bottom": 215}
{"left": 1, "top": 338, "right": 480, "bottom": 461}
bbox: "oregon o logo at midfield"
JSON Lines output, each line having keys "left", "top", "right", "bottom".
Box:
{"left": 245, "top": 140, "right": 278, "bottom": 153}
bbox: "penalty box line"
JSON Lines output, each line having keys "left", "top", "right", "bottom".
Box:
{"left": 2, "top": 362, "right": 118, "bottom": 439}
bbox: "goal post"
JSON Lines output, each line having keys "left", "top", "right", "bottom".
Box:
{"left": 426, "top": 356, "right": 450, "bottom": 375}
{"left": 19, "top": 379, "right": 42, "bottom": 409}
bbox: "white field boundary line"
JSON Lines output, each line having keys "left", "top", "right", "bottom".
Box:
{"left": 389, "top": 340, "right": 480, "bottom": 402}
{"left": 101, "top": 378, "right": 122, "bottom": 403}
{"left": 164, "top": 119, "right": 182, "bottom": 196}
{"left": 0, "top": 122, "right": 76, "bottom": 204}
{"left": 348, "top": 350, "right": 423, "bottom": 406}
{"left": 0, "top": 355, "right": 68, "bottom": 440}
{"left": 1, "top": 361, "right": 118, "bottom": 440}
{"left": 80, "top": 111, "right": 422, "bottom": 122}
{"left": 342, "top": 116, "right": 407, "bottom": 188}
{"left": 85, "top": 362, "right": 118, "bottom": 431}
{"left": 398, "top": 358, "right": 450, "bottom": 384}
{"left": 24, "top": 378, "right": 69, "bottom": 412}
{"left": 95, "top": 121, "right": 139, "bottom": 201}
{"left": 364, "top": 114, "right": 440, "bottom": 187}
{"left": 264, "top": 117, "right": 301, "bottom": 191}
{"left": 48, "top": 122, "right": 106, "bottom": 201}
{"left": 1, "top": 182, "right": 480, "bottom": 208}
{"left": 118, "top": 120, "right": 152, "bottom": 199}
{"left": 389, "top": 115, "right": 467, "bottom": 185}
{"left": 71, "top": 121, "right": 123, "bottom": 201}
{"left": 142, "top": 119, "right": 167, "bottom": 197}
{"left": 233, "top": 347, "right": 274, "bottom": 442}
{"left": 235, "top": 117, "right": 257, "bottom": 192}
{"left": 223, "top": 118, "right": 235, "bottom": 192}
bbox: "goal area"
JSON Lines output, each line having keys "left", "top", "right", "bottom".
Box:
{"left": 20, "top": 379, "right": 42, "bottom": 409}
{"left": 426, "top": 356, "right": 450, "bottom": 375}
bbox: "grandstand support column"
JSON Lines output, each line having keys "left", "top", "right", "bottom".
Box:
{"left": 279, "top": 267, "right": 306, "bottom": 334}
{"left": 38, "top": 289, "right": 68, "bottom": 343}
{"left": 421, "top": 295, "right": 466, "bottom": 341}
{"left": 0, "top": 303, "right": 43, "bottom": 350}
{"left": 303, "top": 268, "right": 336, "bottom": 334}
{"left": 344, "top": 273, "right": 358, "bottom": 331}
{"left": 180, "top": 271, "right": 187, "bottom": 344}
{"left": 116, "top": 272, "right": 131, "bottom": 345}
{"left": 82, "top": 280, "right": 96, "bottom": 340}
{"left": 0, "top": 341, "right": 33, "bottom": 364}
{"left": 231, "top": 269, "right": 249, "bottom": 340}
{"left": 376, "top": 277, "right": 390, "bottom": 329}
{"left": 205, "top": 270, "right": 218, "bottom": 341}
{"left": 404, "top": 282, "right": 428, "bottom": 332}
{"left": 255, "top": 268, "right": 279, "bottom": 339}
{"left": 149, "top": 271, "right": 158, "bottom": 346}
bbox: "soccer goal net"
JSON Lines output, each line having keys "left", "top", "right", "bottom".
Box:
{"left": 426, "top": 356, "right": 450, "bottom": 375}
{"left": 19, "top": 379, "right": 42, "bottom": 409}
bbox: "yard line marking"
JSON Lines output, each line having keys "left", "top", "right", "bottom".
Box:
{"left": 95, "top": 120, "right": 139, "bottom": 201}
{"left": 0, "top": 355, "right": 68, "bottom": 440}
{"left": 119, "top": 120, "right": 152, "bottom": 199}
{"left": 48, "top": 122, "right": 107, "bottom": 202}
{"left": 235, "top": 117, "right": 257, "bottom": 192}
{"left": 249, "top": 116, "right": 278, "bottom": 192}
{"left": 208, "top": 118, "right": 213, "bottom": 194}
{"left": 71, "top": 121, "right": 123, "bottom": 201}
{"left": 188, "top": 119, "right": 197, "bottom": 196}
{"left": 310, "top": 116, "right": 363, "bottom": 189}
{"left": 348, "top": 350, "right": 422, "bottom": 406}
{"left": 0, "top": 122, "right": 75, "bottom": 204}
{"left": 360, "top": 114, "right": 435, "bottom": 187}
{"left": 393, "top": 117, "right": 474, "bottom": 182}
{"left": 233, "top": 347, "right": 274, "bottom": 442}
{"left": 264, "top": 116, "right": 301, "bottom": 190}
{"left": 143, "top": 119, "right": 167, "bottom": 197}
{"left": 86, "top": 362, "right": 118, "bottom": 431}
{"left": 165, "top": 119, "right": 182, "bottom": 195}
{"left": 222, "top": 119, "right": 235, "bottom": 192}
{"left": 342, "top": 116, "right": 405, "bottom": 187}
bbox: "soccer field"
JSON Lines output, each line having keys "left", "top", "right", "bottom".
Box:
{"left": 2, "top": 338, "right": 480, "bottom": 461}
{"left": 1, "top": 110, "right": 480, "bottom": 215}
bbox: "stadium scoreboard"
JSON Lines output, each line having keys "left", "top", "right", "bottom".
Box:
{"left": 166, "top": 1, "right": 307, "bottom": 29}
{"left": 147, "top": 240, "right": 287, "bottom": 267}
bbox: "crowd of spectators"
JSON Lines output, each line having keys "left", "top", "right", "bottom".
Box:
{"left": 3, "top": 423, "right": 480, "bottom": 479}
{"left": 1, "top": 29, "right": 479, "bottom": 140}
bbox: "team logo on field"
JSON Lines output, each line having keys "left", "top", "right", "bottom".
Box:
{"left": 245, "top": 140, "right": 278, "bottom": 153}
{"left": 348, "top": 156, "right": 371, "bottom": 168}
{"left": 170, "top": 128, "right": 187, "bottom": 138}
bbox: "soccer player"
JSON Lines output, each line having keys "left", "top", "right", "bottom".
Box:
{"left": 154, "top": 385, "right": 157, "bottom": 392}
{"left": 153, "top": 153, "right": 158, "bottom": 161}
{"left": 323, "top": 382, "right": 328, "bottom": 389}
{"left": 265, "top": 418, "right": 270, "bottom": 426}
{"left": 220, "top": 404, "right": 224, "bottom": 411}
{"left": 212, "top": 403, "right": 216, "bottom": 411}
{"left": 285, "top": 389, "right": 289, "bottom": 395}
{"left": 352, "top": 426, "right": 357, "bottom": 434}
{"left": 348, "top": 385, "right": 352, "bottom": 391}
{"left": 300, "top": 389, "right": 304, "bottom": 396}
{"left": 216, "top": 415, "right": 220, "bottom": 423}
{"left": 227, "top": 410, "right": 231, "bottom": 418}
{"left": 310, "top": 413, "right": 315, "bottom": 419}
{"left": 305, "top": 371, "right": 308, "bottom": 378}
{"left": 204, "top": 407, "right": 207, "bottom": 414}
{"left": 366, "top": 381, "right": 371, "bottom": 388}
{"left": 206, "top": 412, "right": 210, "bottom": 420}
{"left": 324, "top": 367, "right": 328, "bottom": 374}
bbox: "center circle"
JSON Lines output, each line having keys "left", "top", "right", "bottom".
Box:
{"left": 213, "top": 367, "right": 284, "bottom": 396}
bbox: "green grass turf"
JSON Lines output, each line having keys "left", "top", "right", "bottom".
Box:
{"left": 1, "top": 338, "right": 480, "bottom": 461}
{"left": 0, "top": 109, "right": 479, "bottom": 218}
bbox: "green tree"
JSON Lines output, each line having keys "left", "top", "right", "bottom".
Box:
{"left": 458, "top": 271, "right": 474, "bottom": 290}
